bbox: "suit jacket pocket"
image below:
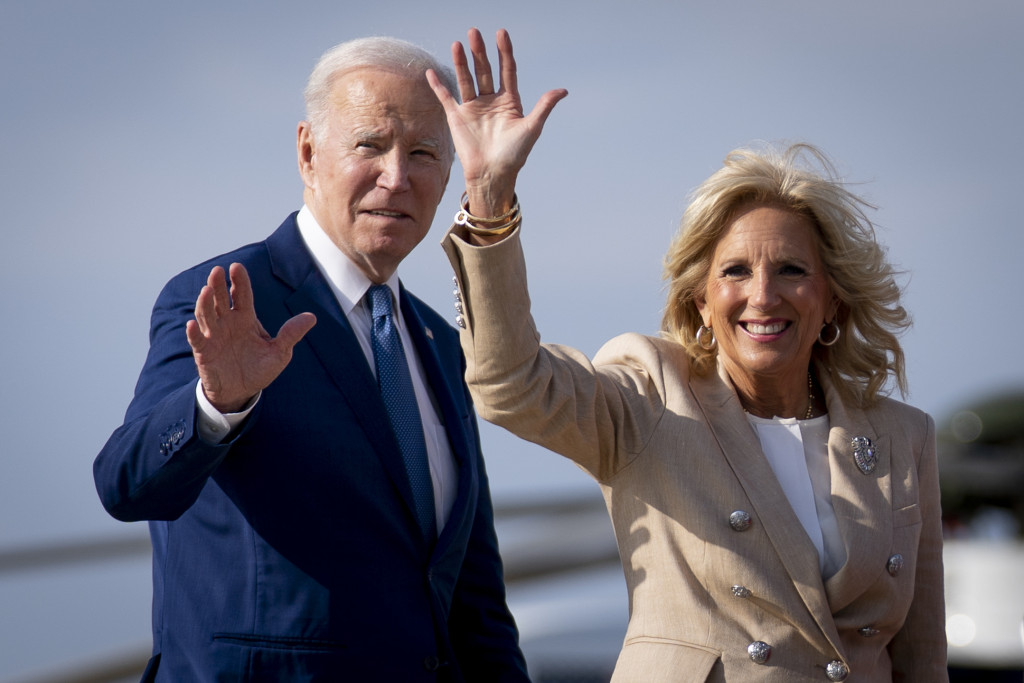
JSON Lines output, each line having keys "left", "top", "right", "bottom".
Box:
{"left": 892, "top": 503, "right": 922, "bottom": 528}
{"left": 213, "top": 632, "right": 347, "bottom": 652}
{"left": 612, "top": 638, "right": 720, "bottom": 682}
{"left": 211, "top": 633, "right": 347, "bottom": 682}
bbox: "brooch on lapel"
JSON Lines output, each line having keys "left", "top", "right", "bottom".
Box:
{"left": 851, "top": 436, "right": 877, "bottom": 474}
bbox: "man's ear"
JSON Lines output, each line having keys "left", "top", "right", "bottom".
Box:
{"left": 439, "top": 160, "right": 452, "bottom": 204}
{"left": 297, "top": 121, "right": 315, "bottom": 189}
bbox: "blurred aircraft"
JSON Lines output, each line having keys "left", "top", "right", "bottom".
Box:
{"left": 938, "top": 391, "right": 1024, "bottom": 680}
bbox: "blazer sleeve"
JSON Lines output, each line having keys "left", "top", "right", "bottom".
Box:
{"left": 441, "top": 225, "right": 668, "bottom": 483}
{"left": 93, "top": 268, "right": 252, "bottom": 522}
{"left": 888, "top": 411, "right": 949, "bottom": 681}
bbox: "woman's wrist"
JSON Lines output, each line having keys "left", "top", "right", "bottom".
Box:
{"left": 463, "top": 174, "right": 518, "bottom": 218}
{"left": 453, "top": 191, "right": 521, "bottom": 245}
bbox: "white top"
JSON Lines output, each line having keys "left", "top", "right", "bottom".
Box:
{"left": 746, "top": 413, "right": 846, "bottom": 577}
{"left": 195, "top": 206, "right": 457, "bottom": 534}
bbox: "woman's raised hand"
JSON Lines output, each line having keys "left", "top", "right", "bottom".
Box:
{"left": 428, "top": 28, "right": 567, "bottom": 218}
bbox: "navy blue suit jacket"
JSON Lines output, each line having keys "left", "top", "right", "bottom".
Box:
{"left": 93, "top": 214, "right": 529, "bottom": 682}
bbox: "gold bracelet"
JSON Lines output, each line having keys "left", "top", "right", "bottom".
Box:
{"left": 457, "top": 213, "right": 521, "bottom": 237}
{"left": 456, "top": 192, "right": 519, "bottom": 224}
{"left": 454, "top": 192, "right": 521, "bottom": 236}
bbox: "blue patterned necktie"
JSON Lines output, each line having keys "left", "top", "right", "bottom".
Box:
{"left": 367, "top": 284, "right": 436, "bottom": 540}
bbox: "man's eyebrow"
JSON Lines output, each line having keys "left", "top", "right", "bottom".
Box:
{"left": 353, "top": 130, "right": 386, "bottom": 142}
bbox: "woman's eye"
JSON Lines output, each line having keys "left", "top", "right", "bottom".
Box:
{"left": 722, "top": 265, "right": 748, "bottom": 278}
{"left": 780, "top": 264, "right": 807, "bottom": 276}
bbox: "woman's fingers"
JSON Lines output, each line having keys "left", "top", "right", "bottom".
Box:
{"left": 467, "top": 28, "right": 495, "bottom": 96}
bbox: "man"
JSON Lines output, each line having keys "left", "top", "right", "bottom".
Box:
{"left": 93, "top": 36, "right": 529, "bottom": 682}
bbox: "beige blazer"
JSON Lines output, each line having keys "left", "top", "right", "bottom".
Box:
{"left": 443, "top": 227, "right": 947, "bottom": 682}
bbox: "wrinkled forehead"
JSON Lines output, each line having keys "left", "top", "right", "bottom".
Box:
{"left": 712, "top": 203, "right": 822, "bottom": 260}
{"left": 329, "top": 67, "right": 446, "bottom": 124}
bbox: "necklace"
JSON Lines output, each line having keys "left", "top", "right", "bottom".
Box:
{"left": 804, "top": 372, "right": 814, "bottom": 419}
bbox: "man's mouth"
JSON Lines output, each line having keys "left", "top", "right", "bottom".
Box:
{"left": 366, "top": 209, "right": 407, "bottom": 218}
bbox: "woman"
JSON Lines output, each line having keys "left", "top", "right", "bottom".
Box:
{"left": 429, "top": 29, "right": 947, "bottom": 682}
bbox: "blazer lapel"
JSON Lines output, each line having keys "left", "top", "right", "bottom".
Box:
{"left": 691, "top": 362, "right": 843, "bottom": 653}
{"left": 264, "top": 217, "right": 421, "bottom": 530}
{"left": 818, "top": 372, "right": 893, "bottom": 611}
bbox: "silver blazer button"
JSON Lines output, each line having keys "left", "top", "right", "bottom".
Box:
{"left": 747, "top": 641, "right": 771, "bottom": 664}
{"left": 887, "top": 553, "right": 904, "bottom": 576}
{"left": 729, "top": 510, "right": 753, "bottom": 532}
{"left": 826, "top": 659, "right": 849, "bottom": 681}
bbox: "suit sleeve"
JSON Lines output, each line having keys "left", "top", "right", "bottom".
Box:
{"left": 888, "top": 412, "right": 949, "bottom": 681}
{"left": 93, "top": 269, "right": 255, "bottom": 522}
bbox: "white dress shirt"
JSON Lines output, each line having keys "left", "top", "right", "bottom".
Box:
{"left": 746, "top": 413, "right": 846, "bottom": 577}
{"left": 196, "top": 206, "right": 458, "bottom": 534}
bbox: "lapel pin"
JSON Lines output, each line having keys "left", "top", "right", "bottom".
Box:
{"left": 424, "top": 326, "right": 433, "bottom": 340}
{"left": 851, "top": 436, "right": 876, "bottom": 474}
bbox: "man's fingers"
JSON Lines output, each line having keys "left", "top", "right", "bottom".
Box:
{"left": 185, "top": 319, "right": 204, "bottom": 351}
{"left": 193, "top": 282, "right": 217, "bottom": 335}
{"left": 205, "top": 266, "right": 231, "bottom": 317}
{"left": 227, "top": 263, "right": 254, "bottom": 313}
{"left": 275, "top": 313, "right": 317, "bottom": 351}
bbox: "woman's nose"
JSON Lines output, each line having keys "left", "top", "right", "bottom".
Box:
{"left": 749, "top": 271, "right": 780, "bottom": 309}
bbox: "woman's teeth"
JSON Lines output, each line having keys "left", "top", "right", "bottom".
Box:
{"left": 745, "top": 321, "right": 786, "bottom": 335}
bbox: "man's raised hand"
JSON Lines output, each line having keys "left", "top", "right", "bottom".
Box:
{"left": 185, "top": 263, "right": 316, "bottom": 413}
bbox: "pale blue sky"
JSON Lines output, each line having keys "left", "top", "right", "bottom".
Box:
{"left": 2, "top": 0, "right": 1022, "bottom": 676}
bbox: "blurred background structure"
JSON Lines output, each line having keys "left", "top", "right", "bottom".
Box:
{"left": 2, "top": 1, "right": 1022, "bottom": 681}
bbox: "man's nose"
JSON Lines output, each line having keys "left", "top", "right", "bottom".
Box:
{"left": 377, "top": 150, "right": 411, "bottom": 192}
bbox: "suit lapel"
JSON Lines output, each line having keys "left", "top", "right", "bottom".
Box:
{"left": 691, "top": 362, "right": 843, "bottom": 652}
{"left": 400, "top": 288, "right": 476, "bottom": 554}
{"left": 264, "top": 217, "right": 421, "bottom": 530}
{"left": 819, "top": 372, "right": 893, "bottom": 611}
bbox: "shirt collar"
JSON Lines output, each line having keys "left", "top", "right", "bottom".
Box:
{"left": 296, "top": 205, "right": 401, "bottom": 315}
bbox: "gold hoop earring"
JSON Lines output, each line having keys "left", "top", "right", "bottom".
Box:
{"left": 818, "top": 320, "right": 841, "bottom": 346}
{"left": 697, "top": 325, "right": 716, "bottom": 350}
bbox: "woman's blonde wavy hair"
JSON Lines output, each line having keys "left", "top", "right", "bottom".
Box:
{"left": 661, "top": 143, "right": 910, "bottom": 408}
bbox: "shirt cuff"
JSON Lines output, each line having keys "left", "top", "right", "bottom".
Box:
{"left": 195, "top": 381, "right": 259, "bottom": 444}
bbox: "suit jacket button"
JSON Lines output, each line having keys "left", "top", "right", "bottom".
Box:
{"left": 747, "top": 641, "right": 771, "bottom": 664}
{"left": 886, "top": 553, "right": 904, "bottom": 576}
{"left": 423, "top": 655, "right": 440, "bottom": 671}
{"left": 826, "top": 659, "right": 849, "bottom": 681}
{"left": 729, "top": 510, "right": 753, "bottom": 532}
